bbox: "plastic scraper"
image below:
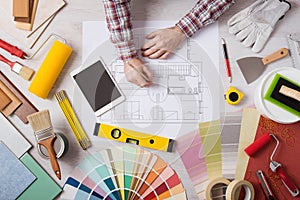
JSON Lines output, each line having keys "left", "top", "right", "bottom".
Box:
{"left": 237, "top": 48, "right": 289, "bottom": 84}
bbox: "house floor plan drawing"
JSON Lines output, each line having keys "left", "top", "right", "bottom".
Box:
{"left": 78, "top": 21, "right": 221, "bottom": 139}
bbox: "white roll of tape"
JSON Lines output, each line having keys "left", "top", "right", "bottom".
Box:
{"left": 225, "top": 180, "right": 255, "bottom": 200}
{"left": 206, "top": 178, "right": 255, "bottom": 200}
{"left": 206, "top": 177, "right": 230, "bottom": 200}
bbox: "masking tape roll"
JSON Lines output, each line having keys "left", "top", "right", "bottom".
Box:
{"left": 29, "top": 40, "right": 72, "bottom": 99}
{"left": 205, "top": 177, "right": 230, "bottom": 200}
{"left": 206, "top": 178, "right": 255, "bottom": 200}
{"left": 226, "top": 180, "right": 254, "bottom": 200}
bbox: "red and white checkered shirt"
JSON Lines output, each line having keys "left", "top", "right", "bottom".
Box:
{"left": 103, "top": 0, "right": 235, "bottom": 61}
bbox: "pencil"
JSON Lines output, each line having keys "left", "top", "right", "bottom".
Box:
{"left": 221, "top": 38, "right": 232, "bottom": 83}
{"left": 126, "top": 61, "right": 151, "bottom": 82}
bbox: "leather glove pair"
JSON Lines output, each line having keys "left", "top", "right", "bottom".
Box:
{"left": 228, "top": 0, "right": 290, "bottom": 52}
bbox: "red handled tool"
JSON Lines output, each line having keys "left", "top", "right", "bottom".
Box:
{"left": 0, "top": 54, "right": 34, "bottom": 81}
{"left": 0, "top": 39, "right": 28, "bottom": 59}
{"left": 245, "top": 133, "right": 299, "bottom": 197}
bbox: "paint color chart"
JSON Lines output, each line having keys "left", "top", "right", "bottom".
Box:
{"left": 62, "top": 147, "right": 186, "bottom": 200}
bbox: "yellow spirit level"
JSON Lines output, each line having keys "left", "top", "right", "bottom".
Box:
{"left": 94, "top": 123, "right": 174, "bottom": 152}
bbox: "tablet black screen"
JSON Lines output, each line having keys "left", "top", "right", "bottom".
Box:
{"left": 73, "top": 60, "right": 122, "bottom": 112}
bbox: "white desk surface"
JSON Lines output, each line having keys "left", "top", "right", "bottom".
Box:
{"left": 0, "top": 0, "right": 299, "bottom": 199}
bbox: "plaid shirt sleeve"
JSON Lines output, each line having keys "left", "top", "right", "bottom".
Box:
{"left": 176, "top": 0, "right": 235, "bottom": 37}
{"left": 103, "top": 0, "right": 138, "bottom": 61}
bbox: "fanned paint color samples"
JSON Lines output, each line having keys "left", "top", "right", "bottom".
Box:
{"left": 62, "top": 147, "right": 186, "bottom": 200}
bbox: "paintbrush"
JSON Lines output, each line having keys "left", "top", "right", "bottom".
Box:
{"left": 0, "top": 54, "right": 34, "bottom": 81}
{"left": 27, "top": 110, "right": 61, "bottom": 180}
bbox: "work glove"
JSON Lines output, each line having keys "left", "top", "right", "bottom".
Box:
{"left": 141, "top": 26, "right": 186, "bottom": 59}
{"left": 228, "top": 0, "right": 290, "bottom": 52}
{"left": 124, "top": 58, "right": 153, "bottom": 87}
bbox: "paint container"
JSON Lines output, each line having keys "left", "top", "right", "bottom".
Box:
{"left": 37, "top": 133, "right": 68, "bottom": 159}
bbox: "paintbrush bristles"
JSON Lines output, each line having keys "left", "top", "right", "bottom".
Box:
{"left": 19, "top": 66, "right": 35, "bottom": 81}
{"left": 27, "top": 110, "right": 53, "bottom": 132}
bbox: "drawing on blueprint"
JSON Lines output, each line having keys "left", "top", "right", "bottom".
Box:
{"left": 78, "top": 23, "right": 220, "bottom": 139}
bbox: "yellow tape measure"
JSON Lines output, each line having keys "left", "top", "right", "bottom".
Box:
{"left": 94, "top": 123, "right": 174, "bottom": 152}
{"left": 225, "top": 86, "right": 244, "bottom": 105}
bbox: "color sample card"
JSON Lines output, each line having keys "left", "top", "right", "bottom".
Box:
{"left": 199, "top": 120, "right": 222, "bottom": 180}
{"left": 176, "top": 129, "right": 209, "bottom": 199}
{"left": 220, "top": 113, "right": 242, "bottom": 179}
{"left": 62, "top": 146, "right": 186, "bottom": 200}
{"left": 0, "top": 142, "right": 36, "bottom": 200}
{"left": 17, "top": 153, "right": 62, "bottom": 200}
{"left": 235, "top": 108, "right": 260, "bottom": 180}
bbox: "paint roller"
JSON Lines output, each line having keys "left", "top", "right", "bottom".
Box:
{"left": 28, "top": 34, "right": 72, "bottom": 99}
{"left": 245, "top": 133, "right": 299, "bottom": 197}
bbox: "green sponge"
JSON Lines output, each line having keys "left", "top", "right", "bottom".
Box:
{"left": 264, "top": 73, "right": 300, "bottom": 117}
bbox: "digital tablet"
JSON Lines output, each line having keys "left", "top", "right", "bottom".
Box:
{"left": 71, "top": 58, "right": 125, "bottom": 116}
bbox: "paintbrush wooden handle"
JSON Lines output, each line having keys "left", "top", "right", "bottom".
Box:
{"left": 262, "top": 48, "right": 289, "bottom": 65}
{"left": 38, "top": 136, "right": 61, "bottom": 180}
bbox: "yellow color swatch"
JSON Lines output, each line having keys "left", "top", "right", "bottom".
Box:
{"left": 199, "top": 120, "right": 222, "bottom": 180}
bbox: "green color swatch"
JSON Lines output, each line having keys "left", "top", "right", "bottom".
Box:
{"left": 17, "top": 153, "right": 62, "bottom": 200}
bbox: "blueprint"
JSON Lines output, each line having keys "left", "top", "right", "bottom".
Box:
{"left": 76, "top": 21, "right": 221, "bottom": 139}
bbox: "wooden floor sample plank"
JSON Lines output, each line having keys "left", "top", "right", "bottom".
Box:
{"left": 0, "top": 88, "right": 12, "bottom": 110}
{"left": 0, "top": 80, "right": 22, "bottom": 117}
{"left": 0, "top": 71, "right": 38, "bottom": 123}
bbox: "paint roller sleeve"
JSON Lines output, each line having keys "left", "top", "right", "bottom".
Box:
{"left": 28, "top": 40, "right": 72, "bottom": 99}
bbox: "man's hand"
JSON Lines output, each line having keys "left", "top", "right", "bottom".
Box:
{"left": 124, "top": 58, "right": 153, "bottom": 87}
{"left": 141, "top": 26, "right": 186, "bottom": 59}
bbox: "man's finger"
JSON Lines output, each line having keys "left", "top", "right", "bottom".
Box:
{"left": 135, "top": 73, "right": 149, "bottom": 87}
{"left": 141, "top": 40, "right": 155, "bottom": 51}
{"left": 142, "top": 48, "right": 159, "bottom": 57}
{"left": 148, "top": 49, "right": 166, "bottom": 59}
{"left": 146, "top": 31, "right": 158, "bottom": 39}
{"left": 158, "top": 52, "right": 171, "bottom": 59}
{"left": 142, "top": 66, "right": 153, "bottom": 82}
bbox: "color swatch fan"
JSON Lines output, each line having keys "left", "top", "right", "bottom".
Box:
{"left": 62, "top": 147, "right": 186, "bottom": 200}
